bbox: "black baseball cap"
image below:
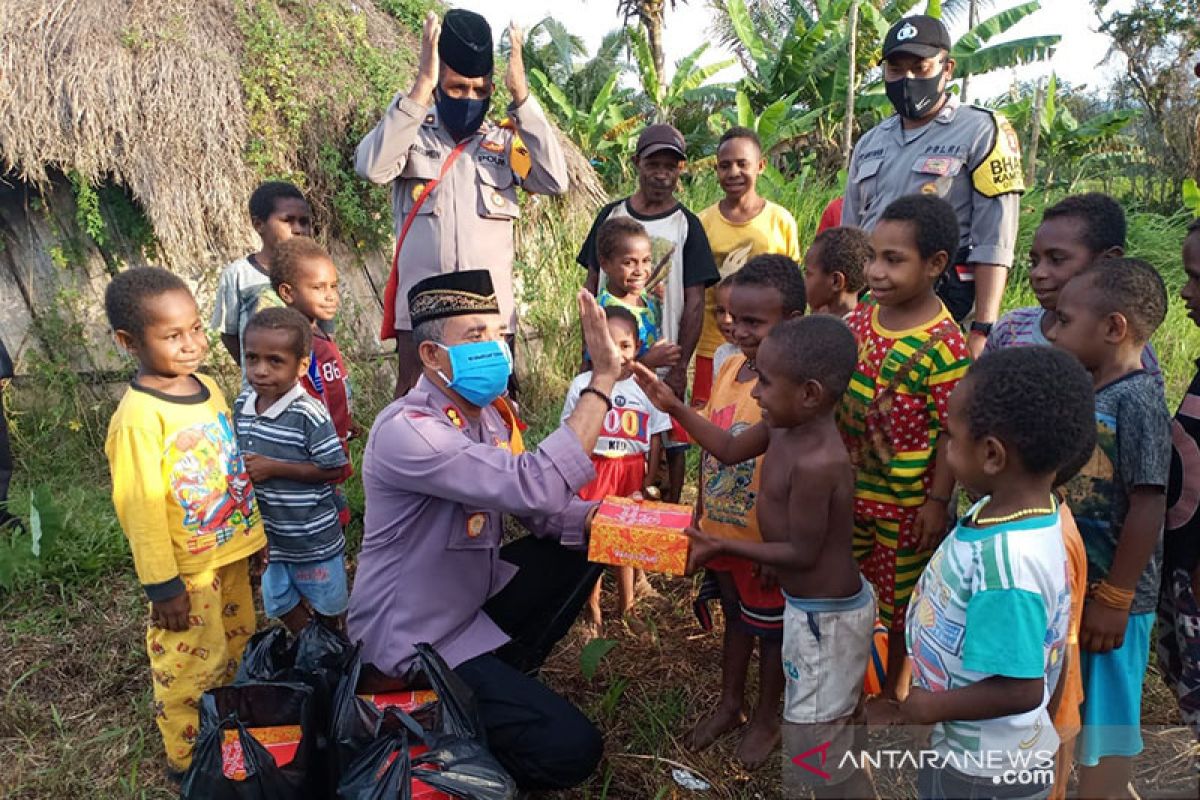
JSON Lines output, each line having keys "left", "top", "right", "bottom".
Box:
{"left": 635, "top": 124, "right": 686, "bottom": 160}
{"left": 882, "top": 15, "right": 951, "bottom": 60}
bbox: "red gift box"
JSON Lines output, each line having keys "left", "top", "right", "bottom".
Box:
{"left": 588, "top": 496, "right": 692, "bottom": 575}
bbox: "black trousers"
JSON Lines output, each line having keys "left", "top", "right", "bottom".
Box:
{"left": 454, "top": 535, "right": 604, "bottom": 790}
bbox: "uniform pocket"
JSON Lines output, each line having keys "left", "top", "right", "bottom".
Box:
{"left": 476, "top": 162, "right": 521, "bottom": 221}
{"left": 446, "top": 507, "right": 499, "bottom": 551}
{"left": 852, "top": 157, "right": 883, "bottom": 214}
{"left": 910, "top": 154, "right": 964, "bottom": 197}
{"left": 400, "top": 153, "right": 441, "bottom": 216}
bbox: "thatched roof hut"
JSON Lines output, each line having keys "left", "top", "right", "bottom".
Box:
{"left": 0, "top": 0, "right": 604, "bottom": 374}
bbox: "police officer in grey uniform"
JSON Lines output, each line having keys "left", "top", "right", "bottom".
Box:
{"left": 843, "top": 15, "right": 1024, "bottom": 358}
{"left": 356, "top": 10, "right": 569, "bottom": 398}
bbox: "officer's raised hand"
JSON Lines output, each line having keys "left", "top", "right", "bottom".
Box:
{"left": 412, "top": 11, "right": 441, "bottom": 105}
{"left": 506, "top": 22, "right": 529, "bottom": 105}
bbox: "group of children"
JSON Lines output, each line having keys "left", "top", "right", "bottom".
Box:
{"left": 568, "top": 166, "right": 1196, "bottom": 799}
{"left": 97, "top": 131, "right": 1200, "bottom": 798}
{"left": 103, "top": 182, "right": 359, "bottom": 776}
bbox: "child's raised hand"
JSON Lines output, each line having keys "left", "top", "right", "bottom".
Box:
{"left": 631, "top": 362, "right": 680, "bottom": 413}
{"left": 150, "top": 590, "right": 191, "bottom": 632}
{"left": 684, "top": 526, "right": 721, "bottom": 574}
{"left": 641, "top": 341, "right": 681, "bottom": 370}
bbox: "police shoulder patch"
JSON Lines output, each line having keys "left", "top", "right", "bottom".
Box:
{"left": 971, "top": 112, "right": 1025, "bottom": 198}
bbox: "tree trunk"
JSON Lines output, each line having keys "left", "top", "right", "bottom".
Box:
{"left": 959, "top": 0, "right": 978, "bottom": 104}
{"left": 842, "top": 0, "right": 859, "bottom": 170}
{"left": 1026, "top": 80, "right": 1044, "bottom": 188}
{"left": 644, "top": 10, "right": 666, "bottom": 120}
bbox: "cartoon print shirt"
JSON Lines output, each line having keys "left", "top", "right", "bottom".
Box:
{"left": 1061, "top": 370, "right": 1171, "bottom": 614}
{"left": 907, "top": 501, "right": 1070, "bottom": 777}
{"left": 597, "top": 289, "right": 662, "bottom": 358}
{"left": 699, "top": 354, "right": 764, "bottom": 542}
{"left": 105, "top": 374, "right": 266, "bottom": 601}
{"left": 560, "top": 373, "right": 672, "bottom": 458}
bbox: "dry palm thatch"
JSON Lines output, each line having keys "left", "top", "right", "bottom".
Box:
{"left": 0, "top": 0, "right": 604, "bottom": 275}
{"left": 0, "top": 0, "right": 260, "bottom": 269}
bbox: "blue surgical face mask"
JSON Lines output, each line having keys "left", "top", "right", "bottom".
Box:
{"left": 436, "top": 90, "right": 491, "bottom": 141}
{"left": 437, "top": 339, "right": 512, "bottom": 407}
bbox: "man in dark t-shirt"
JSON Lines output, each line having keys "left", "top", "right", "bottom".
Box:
{"left": 577, "top": 124, "right": 719, "bottom": 502}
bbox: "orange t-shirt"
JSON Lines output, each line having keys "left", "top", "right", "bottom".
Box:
{"left": 1053, "top": 504, "right": 1086, "bottom": 742}
{"left": 698, "top": 354, "right": 763, "bottom": 542}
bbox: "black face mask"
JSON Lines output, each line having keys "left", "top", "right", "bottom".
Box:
{"left": 885, "top": 72, "right": 946, "bottom": 120}
{"left": 436, "top": 91, "right": 490, "bottom": 141}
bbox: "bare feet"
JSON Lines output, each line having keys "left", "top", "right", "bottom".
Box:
{"left": 580, "top": 619, "right": 602, "bottom": 642}
{"left": 735, "top": 716, "right": 781, "bottom": 769}
{"left": 633, "top": 574, "right": 660, "bottom": 600}
{"left": 686, "top": 702, "right": 747, "bottom": 751}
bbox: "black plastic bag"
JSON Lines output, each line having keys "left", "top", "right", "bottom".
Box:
{"left": 331, "top": 643, "right": 515, "bottom": 800}
{"left": 181, "top": 682, "right": 319, "bottom": 799}
{"left": 336, "top": 711, "right": 413, "bottom": 800}
{"left": 235, "top": 626, "right": 295, "bottom": 684}
{"left": 236, "top": 623, "right": 354, "bottom": 795}
{"left": 181, "top": 715, "right": 295, "bottom": 800}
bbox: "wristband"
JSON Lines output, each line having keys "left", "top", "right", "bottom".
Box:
{"left": 580, "top": 386, "right": 613, "bottom": 411}
{"left": 1088, "top": 579, "right": 1134, "bottom": 611}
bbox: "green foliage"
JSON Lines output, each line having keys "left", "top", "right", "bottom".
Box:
{"left": 235, "top": 0, "right": 418, "bottom": 250}
{"left": 998, "top": 73, "right": 1140, "bottom": 191}
{"left": 579, "top": 637, "right": 619, "bottom": 680}
{"left": 376, "top": 0, "right": 442, "bottom": 29}
{"left": 1183, "top": 178, "right": 1200, "bottom": 216}
{"left": 68, "top": 171, "right": 107, "bottom": 250}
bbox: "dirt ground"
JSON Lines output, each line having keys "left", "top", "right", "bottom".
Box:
{"left": 3, "top": 566, "right": 1198, "bottom": 799}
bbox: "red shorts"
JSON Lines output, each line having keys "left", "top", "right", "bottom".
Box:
{"left": 579, "top": 453, "right": 645, "bottom": 501}
{"left": 692, "top": 355, "right": 715, "bottom": 408}
{"left": 705, "top": 554, "right": 785, "bottom": 639}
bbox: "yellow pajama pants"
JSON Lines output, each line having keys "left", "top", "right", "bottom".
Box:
{"left": 146, "top": 559, "right": 256, "bottom": 771}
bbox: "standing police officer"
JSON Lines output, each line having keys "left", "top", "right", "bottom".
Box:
{"left": 356, "top": 10, "right": 569, "bottom": 397}
{"left": 843, "top": 15, "right": 1024, "bottom": 358}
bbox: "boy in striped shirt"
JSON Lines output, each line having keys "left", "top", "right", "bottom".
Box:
{"left": 984, "top": 193, "right": 1162, "bottom": 389}
{"left": 235, "top": 307, "right": 351, "bottom": 633}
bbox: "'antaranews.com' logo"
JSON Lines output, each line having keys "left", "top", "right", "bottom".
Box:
{"left": 792, "top": 743, "right": 1055, "bottom": 786}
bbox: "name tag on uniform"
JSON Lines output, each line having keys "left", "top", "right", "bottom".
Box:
{"left": 912, "top": 155, "right": 963, "bottom": 176}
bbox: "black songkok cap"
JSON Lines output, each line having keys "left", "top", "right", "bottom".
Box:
{"left": 438, "top": 10, "right": 494, "bottom": 78}
{"left": 408, "top": 270, "right": 499, "bottom": 327}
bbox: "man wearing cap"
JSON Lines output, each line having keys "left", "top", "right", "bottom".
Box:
{"left": 578, "top": 124, "right": 719, "bottom": 502}
{"left": 348, "top": 270, "right": 613, "bottom": 790}
{"left": 356, "top": 10, "right": 569, "bottom": 398}
{"left": 843, "top": 14, "right": 1024, "bottom": 357}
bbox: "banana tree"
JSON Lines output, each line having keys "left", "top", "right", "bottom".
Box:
{"left": 528, "top": 68, "right": 638, "bottom": 179}
{"left": 997, "top": 74, "right": 1141, "bottom": 191}
{"left": 718, "top": 0, "right": 1061, "bottom": 147}
{"left": 628, "top": 29, "right": 737, "bottom": 123}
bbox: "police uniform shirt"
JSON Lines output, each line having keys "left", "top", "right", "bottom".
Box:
{"left": 842, "top": 95, "right": 1023, "bottom": 270}
{"left": 355, "top": 93, "right": 569, "bottom": 331}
